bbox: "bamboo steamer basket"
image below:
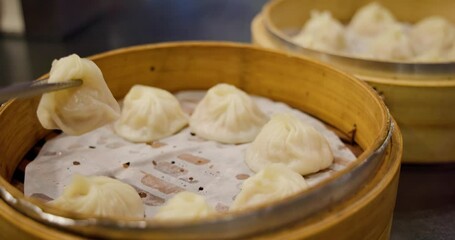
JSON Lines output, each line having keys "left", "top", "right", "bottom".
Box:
{"left": 0, "top": 42, "right": 401, "bottom": 239}
{"left": 252, "top": 0, "right": 455, "bottom": 163}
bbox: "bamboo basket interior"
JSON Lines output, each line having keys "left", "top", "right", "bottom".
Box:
{"left": 0, "top": 42, "right": 399, "bottom": 239}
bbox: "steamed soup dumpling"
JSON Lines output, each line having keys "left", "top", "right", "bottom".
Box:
{"left": 246, "top": 113, "right": 333, "bottom": 175}
{"left": 348, "top": 2, "right": 396, "bottom": 37}
{"left": 154, "top": 192, "right": 215, "bottom": 221}
{"left": 368, "top": 24, "right": 414, "bottom": 61}
{"left": 50, "top": 175, "right": 144, "bottom": 218}
{"left": 37, "top": 54, "right": 120, "bottom": 135}
{"left": 189, "top": 83, "right": 268, "bottom": 144}
{"left": 114, "top": 85, "right": 188, "bottom": 142}
{"left": 410, "top": 16, "right": 455, "bottom": 58}
{"left": 230, "top": 163, "right": 308, "bottom": 211}
{"left": 293, "top": 10, "right": 346, "bottom": 53}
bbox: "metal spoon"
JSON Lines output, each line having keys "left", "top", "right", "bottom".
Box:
{"left": 0, "top": 79, "right": 83, "bottom": 103}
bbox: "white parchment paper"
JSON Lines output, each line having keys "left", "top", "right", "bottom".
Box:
{"left": 24, "top": 91, "right": 356, "bottom": 218}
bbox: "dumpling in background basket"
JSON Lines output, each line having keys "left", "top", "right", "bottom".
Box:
{"left": 348, "top": 2, "right": 396, "bottom": 37}
{"left": 37, "top": 54, "right": 120, "bottom": 135}
{"left": 230, "top": 164, "right": 308, "bottom": 211}
{"left": 114, "top": 85, "right": 188, "bottom": 142}
{"left": 50, "top": 175, "right": 144, "bottom": 218}
{"left": 189, "top": 83, "right": 268, "bottom": 144}
{"left": 154, "top": 192, "right": 215, "bottom": 221}
{"left": 245, "top": 113, "right": 333, "bottom": 175}
{"left": 447, "top": 45, "right": 455, "bottom": 61}
{"left": 292, "top": 10, "right": 346, "bottom": 53}
{"left": 368, "top": 23, "right": 414, "bottom": 61}
{"left": 410, "top": 16, "right": 455, "bottom": 60}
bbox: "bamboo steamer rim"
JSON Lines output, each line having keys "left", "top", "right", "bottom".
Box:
{"left": 0, "top": 42, "right": 394, "bottom": 238}
{"left": 261, "top": 0, "right": 455, "bottom": 84}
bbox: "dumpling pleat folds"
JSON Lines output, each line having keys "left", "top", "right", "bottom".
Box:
{"left": 37, "top": 54, "right": 120, "bottom": 135}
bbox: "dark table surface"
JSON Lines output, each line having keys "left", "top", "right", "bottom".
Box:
{"left": 1, "top": 1, "right": 454, "bottom": 239}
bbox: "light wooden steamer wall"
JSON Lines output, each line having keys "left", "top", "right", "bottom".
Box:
{"left": 253, "top": 0, "right": 455, "bottom": 163}
{"left": 0, "top": 42, "right": 401, "bottom": 239}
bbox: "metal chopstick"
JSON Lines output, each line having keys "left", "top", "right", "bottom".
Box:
{"left": 0, "top": 79, "right": 83, "bottom": 103}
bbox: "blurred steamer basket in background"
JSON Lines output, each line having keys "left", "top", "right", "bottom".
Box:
{"left": 0, "top": 42, "right": 401, "bottom": 239}
{"left": 252, "top": 0, "right": 455, "bottom": 163}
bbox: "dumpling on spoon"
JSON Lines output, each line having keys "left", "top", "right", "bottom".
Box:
{"left": 37, "top": 54, "right": 120, "bottom": 135}
{"left": 189, "top": 83, "right": 268, "bottom": 144}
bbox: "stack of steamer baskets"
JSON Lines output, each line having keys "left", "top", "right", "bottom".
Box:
{"left": 252, "top": 0, "right": 455, "bottom": 163}
{"left": 0, "top": 42, "right": 401, "bottom": 239}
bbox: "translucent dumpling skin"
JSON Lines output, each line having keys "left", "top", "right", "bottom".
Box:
{"left": 348, "top": 2, "right": 396, "bottom": 37}
{"left": 410, "top": 16, "right": 455, "bottom": 59}
{"left": 293, "top": 10, "right": 346, "bottom": 53}
{"left": 154, "top": 192, "right": 215, "bottom": 221}
{"left": 50, "top": 175, "right": 144, "bottom": 218}
{"left": 189, "top": 83, "right": 268, "bottom": 144}
{"left": 230, "top": 163, "right": 308, "bottom": 211}
{"left": 368, "top": 24, "right": 414, "bottom": 61}
{"left": 114, "top": 85, "right": 188, "bottom": 142}
{"left": 37, "top": 54, "right": 120, "bottom": 135}
{"left": 246, "top": 113, "right": 333, "bottom": 175}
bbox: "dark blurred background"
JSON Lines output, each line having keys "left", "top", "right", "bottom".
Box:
{"left": 0, "top": 1, "right": 454, "bottom": 239}
{"left": 0, "top": 0, "right": 267, "bottom": 85}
